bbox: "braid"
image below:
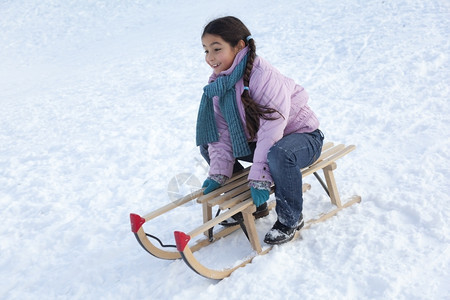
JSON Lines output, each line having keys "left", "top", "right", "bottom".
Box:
{"left": 243, "top": 39, "right": 256, "bottom": 88}
{"left": 241, "top": 38, "right": 283, "bottom": 140}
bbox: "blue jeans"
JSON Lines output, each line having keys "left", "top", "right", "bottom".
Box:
{"left": 268, "top": 130, "right": 324, "bottom": 227}
{"left": 200, "top": 129, "right": 324, "bottom": 227}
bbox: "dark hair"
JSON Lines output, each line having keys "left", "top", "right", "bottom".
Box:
{"left": 202, "top": 16, "right": 282, "bottom": 140}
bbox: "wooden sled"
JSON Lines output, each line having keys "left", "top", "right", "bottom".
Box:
{"left": 130, "top": 142, "right": 361, "bottom": 279}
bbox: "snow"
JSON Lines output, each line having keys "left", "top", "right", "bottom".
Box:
{"left": 1, "top": 0, "right": 449, "bottom": 299}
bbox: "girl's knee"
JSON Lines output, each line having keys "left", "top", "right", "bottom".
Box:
{"left": 267, "top": 143, "right": 291, "bottom": 168}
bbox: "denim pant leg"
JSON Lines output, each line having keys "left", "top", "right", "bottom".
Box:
{"left": 267, "top": 130, "right": 324, "bottom": 227}
{"left": 199, "top": 143, "right": 256, "bottom": 175}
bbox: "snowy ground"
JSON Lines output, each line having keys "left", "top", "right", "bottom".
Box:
{"left": 1, "top": 0, "right": 449, "bottom": 299}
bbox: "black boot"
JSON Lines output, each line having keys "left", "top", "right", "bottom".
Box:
{"left": 263, "top": 213, "right": 304, "bottom": 245}
{"left": 220, "top": 202, "right": 269, "bottom": 227}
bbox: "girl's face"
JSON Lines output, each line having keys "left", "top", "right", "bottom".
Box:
{"left": 202, "top": 34, "right": 244, "bottom": 75}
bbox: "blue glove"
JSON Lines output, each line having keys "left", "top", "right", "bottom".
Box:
{"left": 202, "top": 178, "right": 221, "bottom": 195}
{"left": 251, "top": 187, "right": 269, "bottom": 207}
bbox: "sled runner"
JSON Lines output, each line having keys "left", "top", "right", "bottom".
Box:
{"left": 130, "top": 142, "right": 361, "bottom": 279}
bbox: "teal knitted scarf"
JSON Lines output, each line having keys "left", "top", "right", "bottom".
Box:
{"left": 196, "top": 53, "right": 251, "bottom": 158}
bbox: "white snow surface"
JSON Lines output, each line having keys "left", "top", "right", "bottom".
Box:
{"left": 1, "top": 0, "right": 449, "bottom": 299}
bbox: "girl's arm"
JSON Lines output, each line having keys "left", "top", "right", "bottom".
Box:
{"left": 207, "top": 96, "right": 236, "bottom": 179}
{"left": 247, "top": 68, "right": 292, "bottom": 183}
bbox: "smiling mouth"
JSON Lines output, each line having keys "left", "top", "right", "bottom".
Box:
{"left": 212, "top": 63, "right": 221, "bottom": 68}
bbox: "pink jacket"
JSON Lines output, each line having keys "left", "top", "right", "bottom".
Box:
{"left": 207, "top": 47, "right": 319, "bottom": 183}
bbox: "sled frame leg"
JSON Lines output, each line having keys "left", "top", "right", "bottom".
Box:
{"left": 242, "top": 205, "right": 262, "bottom": 254}
{"left": 322, "top": 162, "right": 342, "bottom": 207}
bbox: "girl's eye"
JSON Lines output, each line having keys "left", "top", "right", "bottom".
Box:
{"left": 204, "top": 50, "right": 209, "bottom": 54}
{"left": 214, "top": 48, "right": 221, "bottom": 52}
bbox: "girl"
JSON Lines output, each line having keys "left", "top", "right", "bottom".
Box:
{"left": 197, "top": 16, "right": 324, "bottom": 245}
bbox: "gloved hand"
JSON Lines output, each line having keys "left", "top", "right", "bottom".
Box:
{"left": 202, "top": 178, "right": 220, "bottom": 194}
{"left": 250, "top": 186, "right": 270, "bottom": 207}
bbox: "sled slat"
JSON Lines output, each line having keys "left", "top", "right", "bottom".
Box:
{"left": 209, "top": 183, "right": 250, "bottom": 207}
{"left": 143, "top": 189, "right": 204, "bottom": 221}
{"left": 302, "top": 145, "right": 356, "bottom": 177}
{"left": 314, "top": 144, "right": 345, "bottom": 164}
{"left": 196, "top": 174, "right": 249, "bottom": 204}
{"left": 321, "top": 141, "right": 334, "bottom": 152}
{"left": 219, "top": 190, "right": 252, "bottom": 210}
